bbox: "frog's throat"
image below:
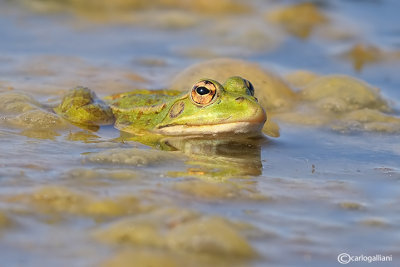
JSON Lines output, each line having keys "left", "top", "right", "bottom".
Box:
{"left": 153, "top": 121, "right": 264, "bottom": 136}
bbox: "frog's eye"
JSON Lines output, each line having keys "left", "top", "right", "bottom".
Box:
{"left": 191, "top": 80, "right": 217, "bottom": 106}
{"left": 244, "top": 79, "right": 255, "bottom": 96}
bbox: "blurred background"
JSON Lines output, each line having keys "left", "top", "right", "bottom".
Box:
{"left": 1, "top": 0, "right": 399, "bottom": 97}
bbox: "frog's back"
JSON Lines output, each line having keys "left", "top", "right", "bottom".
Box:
{"left": 104, "top": 89, "right": 183, "bottom": 110}
{"left": 104, "top": 89, "right": 185, "bottom": 134}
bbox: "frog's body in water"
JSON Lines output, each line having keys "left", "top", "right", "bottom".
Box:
{"left": 54, "top": 77, "right": 266, "bottom": 136}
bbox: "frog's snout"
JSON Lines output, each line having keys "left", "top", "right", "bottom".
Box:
{"left": 232, "top": 94, "right": 267, "bottom": 124}
{"left": 247, "top": 96, "right": 267, "bottom": 124}
{"left": 251, "top": 105, "right": 267, "bottom": 124}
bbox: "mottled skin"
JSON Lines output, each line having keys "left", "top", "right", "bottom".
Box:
{"left": 54, "top": 77, "right": 267, "bottom": 136}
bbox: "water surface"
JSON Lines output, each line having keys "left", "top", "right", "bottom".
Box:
{"left": 1, "top": 1, "right": 400, "bottom": 266}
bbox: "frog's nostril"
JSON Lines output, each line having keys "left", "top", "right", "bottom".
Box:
{"left": 235, "top": 96, "right": 245, "bottom": 102}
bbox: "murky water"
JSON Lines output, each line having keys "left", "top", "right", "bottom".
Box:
{"left": 1, "top": 1, "right": 400, "bottom": 266}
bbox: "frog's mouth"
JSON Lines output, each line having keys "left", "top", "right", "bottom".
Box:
{"left": 154, "top": 121, "right": 265, "bottom": 136}
{"left": 154, "top": 109, "right": 266, "bottom": 136}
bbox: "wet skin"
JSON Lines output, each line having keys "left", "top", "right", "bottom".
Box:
{"left": 54, "top": 76, "right": 267, "bottom": 136}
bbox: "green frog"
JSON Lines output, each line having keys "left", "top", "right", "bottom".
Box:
{"left": 54, "top": 76, "right": 267, "bottom": 136}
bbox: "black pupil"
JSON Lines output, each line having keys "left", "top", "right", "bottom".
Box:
{"left": 196, "top": 86, "right": 210, "bottom": 95}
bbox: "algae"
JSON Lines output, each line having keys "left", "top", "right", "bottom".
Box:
{"left": 4, "top": 186, "right": 143, "bottom": 219}
{"left": 341, "top": 43, "right": 400, "bottom": 71}
{"left": 84, "top": 148, "right": 186, "bottom": 166}
{"left": 94, "top": 208, "right": 256, "bottom": 258}
{"left": 266, "top": 3, "right": 328, "bottom": 39}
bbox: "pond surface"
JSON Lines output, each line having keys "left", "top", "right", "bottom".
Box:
{"left": 1, "top": 0, "right": 400, "bottom": 266}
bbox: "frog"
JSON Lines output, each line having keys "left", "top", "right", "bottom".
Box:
{"left": 54, "top": 76, "right": 267, "bottom": 136}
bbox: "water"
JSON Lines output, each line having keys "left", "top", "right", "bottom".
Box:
{"left": 1, "top": 0, "right": 400, "bottom": 266}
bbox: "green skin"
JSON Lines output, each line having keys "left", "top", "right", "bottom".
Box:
{"left": 54, "top": 76, "right": 267, "bottom": 136}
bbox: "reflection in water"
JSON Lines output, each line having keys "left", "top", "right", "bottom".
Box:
{"left": 119, "top": 132, "right": 265, "bottom": 179}
{"left": 19, "top": 129, "right": 60, "bottom": 140}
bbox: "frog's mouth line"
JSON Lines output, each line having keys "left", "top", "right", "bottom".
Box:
{"left": 154, "top": 121, "right": 264, "bottom": 136}
{"left": 155, "top": 107, "right": 266, "bottom": 135}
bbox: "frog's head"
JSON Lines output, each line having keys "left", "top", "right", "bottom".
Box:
{"left": 155, "top": 76, "right": 267, "bottom": 136}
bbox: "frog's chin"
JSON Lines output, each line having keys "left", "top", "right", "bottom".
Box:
{"left": 153, "top": 121, "right": 264, "bottom": 136}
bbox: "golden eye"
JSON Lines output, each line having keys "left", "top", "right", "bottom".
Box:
{"left": 244, "top": 79, "right": 255, "bottom": 96}
{"left": 190, "top": 80, "right": 217, "bottom": 106}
